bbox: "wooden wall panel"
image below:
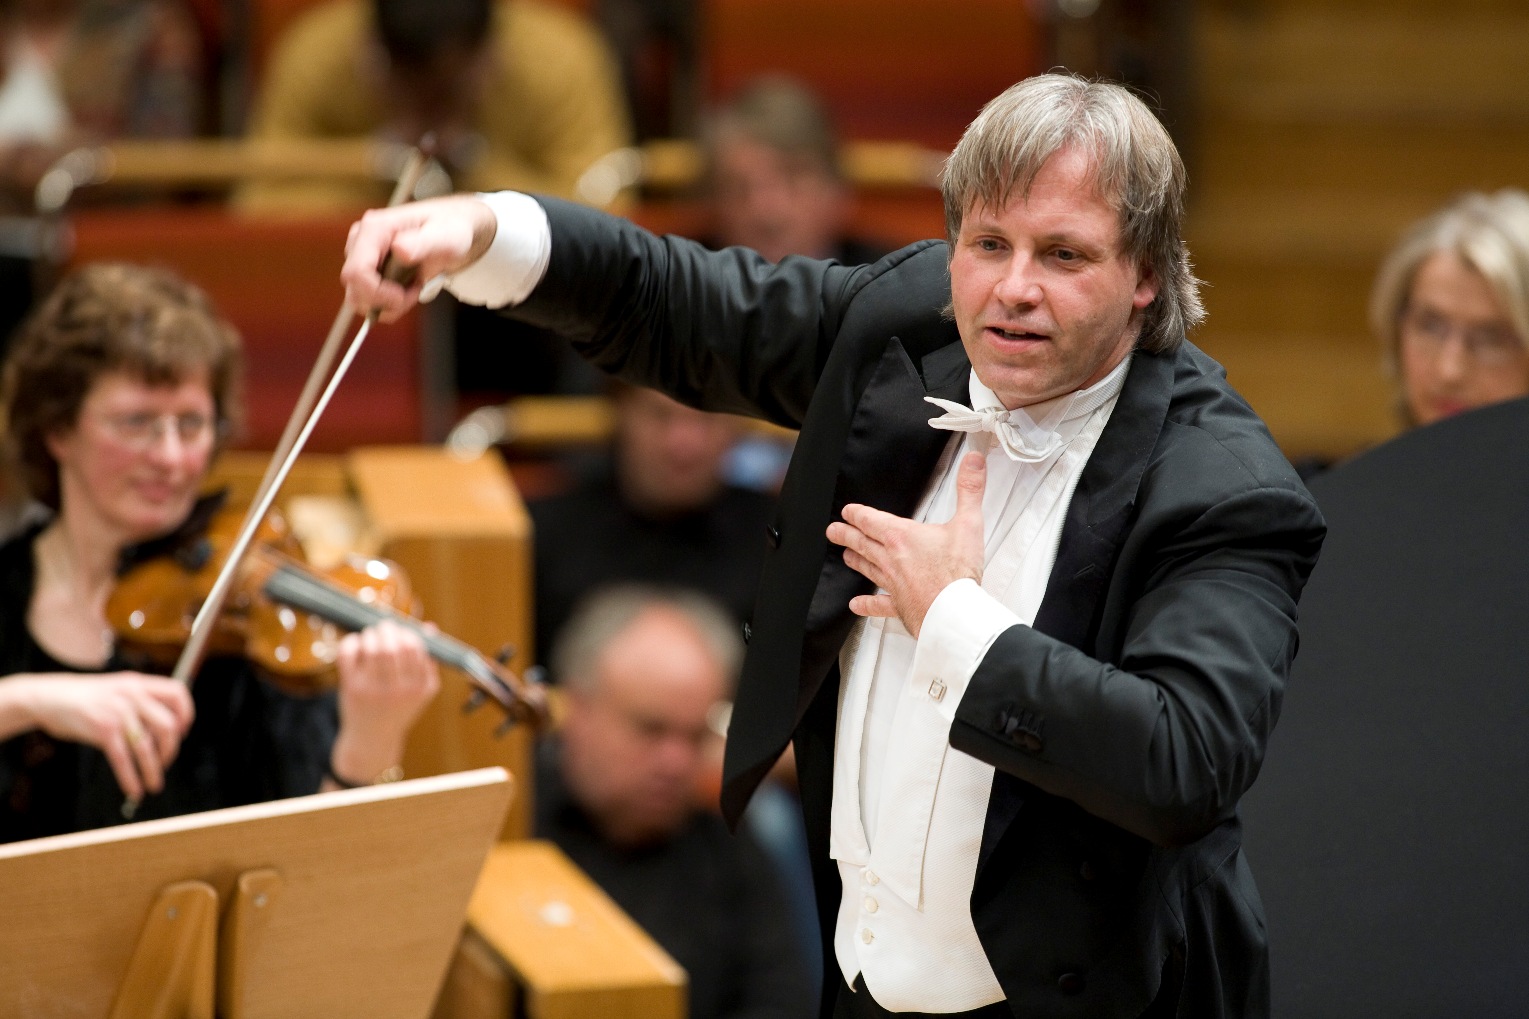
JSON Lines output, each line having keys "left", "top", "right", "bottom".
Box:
{"left": 704, "top": 0, "right": 1044, "bottom": 148}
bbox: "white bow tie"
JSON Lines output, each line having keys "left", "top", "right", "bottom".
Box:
{"left": 924, "top": 396, "right": 1072, "bottom": 462}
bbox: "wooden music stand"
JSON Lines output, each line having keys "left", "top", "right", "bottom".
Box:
{"left": 0, "top": 768, "right": 514, "bottom": 1018}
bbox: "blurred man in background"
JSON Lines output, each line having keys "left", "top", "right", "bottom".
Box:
{"left": 528, "top": 382, "right": 774, "bottom": 665}
{"left": 703, "top": 75, "right": 888, "bottom": 265}
{"left": 536, "top": 585, "right": 812, "bottom": 1019}
{"left": 238, "top": 0, "right": 628, "bottom": 212}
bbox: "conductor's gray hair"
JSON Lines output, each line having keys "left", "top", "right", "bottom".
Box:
{"left": 551, "top": 584, "right": 744, "bottom": 695}
{"left": 941, "top": 72, "right": 1203, "bottom": 353}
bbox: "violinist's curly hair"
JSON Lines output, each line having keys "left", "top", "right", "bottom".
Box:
{"left": 2, "top": 263, "right": 243, "bottom": 511}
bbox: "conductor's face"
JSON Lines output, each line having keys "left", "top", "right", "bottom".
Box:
{"left": 949, "top": 144, "right": 1158, "bottom": 409}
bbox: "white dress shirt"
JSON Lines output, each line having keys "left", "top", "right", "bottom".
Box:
{"left": 444, "top": 194, "right": 1128, "bottom": 1012}
{"left": 830, "top": 361, "right": 1127, "bottom": 1012}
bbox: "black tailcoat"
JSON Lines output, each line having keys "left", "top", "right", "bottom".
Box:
{"left": 513, "top": 198, "right": 1326, "bottom": 1018}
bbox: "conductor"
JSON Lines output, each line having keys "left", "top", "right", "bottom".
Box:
{"left": 342, "top": 73, "right": 1326, "bottom": 1019}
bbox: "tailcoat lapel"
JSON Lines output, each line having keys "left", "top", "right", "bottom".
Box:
{"left": 797, "top": 338, "right": 971, "bottom": 712}
{"left": 720, "top": 335, "right": 968, "bottom": 823}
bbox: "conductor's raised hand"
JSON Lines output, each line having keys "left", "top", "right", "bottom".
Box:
{"left": 825, "top": 451, "right": 988, "bottom": 639}
{"left": 341, "top": 195, "right": 499, "bottom": 322}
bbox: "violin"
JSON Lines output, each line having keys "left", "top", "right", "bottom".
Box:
{"left": 105, "top": 496, "right": 547, "bottom": 729}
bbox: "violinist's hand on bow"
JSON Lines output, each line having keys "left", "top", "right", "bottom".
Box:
{"left": 326, "top": 621, "right": 440, "bottom": 788}
{"left": 0, "top": 672, "right": 194, "bottom": 801}
{"left": 341, "top": 195, "right": 498, "bottom": 323}
{"left": 825, "top": 451, "right": 987, "bottom": 639}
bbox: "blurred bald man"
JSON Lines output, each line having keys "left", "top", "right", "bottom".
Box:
{"left": 536, "top": 585, "right": 812, "bottom": 1019}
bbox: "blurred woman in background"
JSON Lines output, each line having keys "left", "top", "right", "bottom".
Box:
{"left": 1371, "top": 189, "right": 1529, "bottom": 428}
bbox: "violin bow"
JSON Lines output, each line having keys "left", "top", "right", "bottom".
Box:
{"left": 237, "top": 145, "right": 432, "bottom": 533}
{"left": 166, "top": 147, "right": 431, "bottom": 688}
{"left": 120, "top": 150, "right": 431, "bottom": 821}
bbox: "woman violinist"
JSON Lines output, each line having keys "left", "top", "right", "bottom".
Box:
{"left": 0, "top": 262, "right": 439, "bottom": 842}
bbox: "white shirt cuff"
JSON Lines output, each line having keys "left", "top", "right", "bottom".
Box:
{"left": 441, "top": 191, "right": 551, "bottom": 308}
{"left": 911, "top": 578, "right": 1022, "bottom": 724}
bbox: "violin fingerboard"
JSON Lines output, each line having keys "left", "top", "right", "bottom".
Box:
{"left": 263, "top": 565, "right": 497, "bottom": 680}
{"left": 263, "top": 566, "right": 387, "bottom": 633}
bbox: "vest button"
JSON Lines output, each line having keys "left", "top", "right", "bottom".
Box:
{"left": 864, "top": 869, "right": 879, "bottom": 886}
{"left": 861, "top": 928, "right": 875, "bottom": 944}
{"left": 766, "top": 525, "right": 782, "bottom": 548}
{"left": 863, "top": 896, "right": 878, "bottom": 913}
{"left": 741, "top": 622, "right": 752, "bottom": 644}
{"left": 1057, "top": 972, "right": 1084, "bottom": 995}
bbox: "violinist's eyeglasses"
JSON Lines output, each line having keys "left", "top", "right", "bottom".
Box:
{"left": 97, "top": 412, "right": 217, "bottom": 451}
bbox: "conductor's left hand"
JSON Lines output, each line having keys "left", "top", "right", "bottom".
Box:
{"left": 826, "top": 451, "right": 988, "bottom": 639}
